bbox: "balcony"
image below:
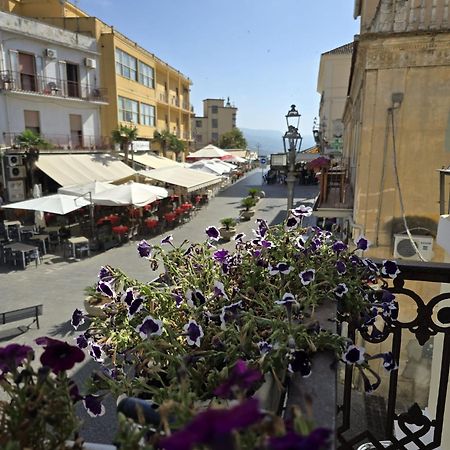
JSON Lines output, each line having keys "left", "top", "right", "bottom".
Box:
{"left": 158, "top": 92, "right": 168, "bottom": 103}
{"left": 171, "top": 96, "right": 179, "bottom": 107}
{"left": 0, "top": 70, "right": 108, "bottom": 103}
{"left": 3, "top": 132, "right": 112, "bottom": 151}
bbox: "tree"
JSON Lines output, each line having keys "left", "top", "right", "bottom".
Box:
{"left": 153, "top": 130, "right": 185, "bottom": 159}
{"left": 111, "top": 124, "right": 138, "bottom": 164}
{"left": 218, "top": 128, "right": 247, "bottom": 150}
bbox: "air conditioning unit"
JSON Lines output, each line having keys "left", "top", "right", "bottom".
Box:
{"left": 8, "top": 165, "right": 26, "bottom": 179}
{"left": 44, "top": 48, "right": 57, "bottom": 59}
{"left": 393, "top": 234, "right": 434, "bottom": 261}
{"left": 6, "top": 154, "right": 23, "bottom": 167}
{"left": 84, "top": 58, "right": 97, "bottom": 69}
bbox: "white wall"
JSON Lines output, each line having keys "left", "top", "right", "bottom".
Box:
{"left": 0, "top": 94, "right": 100, "bottom": 145}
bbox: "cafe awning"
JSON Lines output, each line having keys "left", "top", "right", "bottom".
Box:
{"left": 35, "top": 154, "right": 136, "bottom": 187}
{"left": 139, "top": 166, "right": 222, "bottom": 192}
{"left": 131, "top": 153, "right": 180, "bottom": 169}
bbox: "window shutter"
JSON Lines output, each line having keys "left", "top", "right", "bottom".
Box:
{"left": 58, "top": 61, "right": 67, "bottom": 96}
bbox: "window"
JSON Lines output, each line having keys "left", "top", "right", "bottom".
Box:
{"left": 211, "top": 132, "right": 219, "bottom": 142}
{"left": 211, "top": 105, "right": 218, "bottom": 114}
{"left": 195, "top": 120, "right": 202, "bottom": 128}
{"left": 115, "top": 48, "right": 137, "bottom": 81}
{"left": 139, "top": 61, "right": 154, "bottom": 88}
{"left": 118, "top": 96, "right": 138, "bottom": 123}
{"left": 24, "top": 110, "right": 40, "bottom": 134}
{"left": 196, "top": 134, "right": 203, "bottom": 143}
{"left": 212, "top": 119, "right": 218, "bottom": 128}
{"left": 140, "top": 103, "right": 155, "bottom": 126}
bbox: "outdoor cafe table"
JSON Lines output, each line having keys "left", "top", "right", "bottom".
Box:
{"left": 29, "top": 234, "right": 50, "bottom": 255}
{"left": 3, "top": 242, "right": 39, "bottom": 269}
{"left": 67, "top": 236, "right": 90, "bottom": 258}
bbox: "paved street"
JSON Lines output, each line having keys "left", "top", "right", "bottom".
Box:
{"left": 0, "top": 170, "right": 319, "bottom": 443}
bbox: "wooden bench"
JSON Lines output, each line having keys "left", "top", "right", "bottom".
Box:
{"left": 0, "top": 305, "right": 43, "bottom": 332}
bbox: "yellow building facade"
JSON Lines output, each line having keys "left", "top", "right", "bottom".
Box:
{"left": 1, "top": 0, "right": 193, "bottom": 159}
{"left": 344, "top": 0, "right": 450, "bottom": 262}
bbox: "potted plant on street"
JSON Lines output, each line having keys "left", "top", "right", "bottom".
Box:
{"left": 239, "top": 196, "right": 257, "bottom": 220}
{"left": 248, "top": 187, "right": 262, "bottom": 201}
{"left": 219, "top": 217, "right": 237, "bottom": 241}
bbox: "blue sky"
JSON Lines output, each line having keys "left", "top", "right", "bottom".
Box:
{"left": 76, "top": 0, "right": 360, "bottom": 136}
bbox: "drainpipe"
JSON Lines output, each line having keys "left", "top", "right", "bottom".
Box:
{"left": 349, "top": 217, "right": 364, "bottom": 242}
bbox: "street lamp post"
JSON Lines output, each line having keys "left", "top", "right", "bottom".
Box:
{"left": 282, "top": 105, "right": 302, "bottom": 212}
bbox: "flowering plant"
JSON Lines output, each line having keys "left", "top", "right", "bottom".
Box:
{"left": 70, "top": 206, "right": 400, "bottom": 447}
{"left": 0, "top": 338, "right": 104, "bottom": 449}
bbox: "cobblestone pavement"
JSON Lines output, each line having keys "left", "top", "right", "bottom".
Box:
{"left": 0, "top": 170, "right": 319, "bottom": 444}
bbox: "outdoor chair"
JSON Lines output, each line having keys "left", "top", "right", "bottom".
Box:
{"left": 48, "top": 231, "right": 61, "bottom": 251}
{"left": 75, "top": 243, "right": 90, "bottom": 259}
{"left": 26, "top": 249, "right": 41, "bottom": 268}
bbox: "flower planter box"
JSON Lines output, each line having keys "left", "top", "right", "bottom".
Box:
{"left": 66, "top": 441, "right": 116, "bottom": 450}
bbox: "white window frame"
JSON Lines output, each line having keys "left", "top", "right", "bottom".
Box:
{"left": 140, "top": 102, "right": 155, "bottom": 126}
{"left": 115, "top": 48, "right": 137, "bottom": 81}
{"left": 138, "top": 61, "right": 154, "bottom": 88}
{"left": 118, "top": 96, "right": 139, "bottom": 123}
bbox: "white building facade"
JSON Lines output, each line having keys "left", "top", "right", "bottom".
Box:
{"left": 0, "top": 11, "right": 107, "bottom": 150}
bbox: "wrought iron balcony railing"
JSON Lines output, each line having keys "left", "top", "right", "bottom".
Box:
{"left": 3, "top": 132, "right": 112, "bottom": 151}
{"left": 337, "top": 259, "right": 450, "bottom": 450}
{"left": 0, "top": 70, "right": 107, "bottom": 103}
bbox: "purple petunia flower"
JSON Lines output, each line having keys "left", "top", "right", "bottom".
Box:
{"left": 121, "top": 287, "right": 135, "bottom": 305}
{"left": 160, "top": 398, "right": 262, "bottom": 450}
{"left": 36, "top": 337, "right": 85, "bottom": 374}
{"left": 205, "top": 225, "right": 221, "bottom": 241}
{"left": 256, "top": 218, "right": 269, "bottom": 237}
{"left": 89, "top": 343, "right": 105, "bottom": 363}
{"left": 214, "top": 359, "right": 263, "bottom": 398}
{"left": 299, "top": 269, "right": 315, "bottom": 285}
{"left": 355, "top": 235, "right": 370, "bottom": 251}
{"left": 184, "top": 320, "right": 204, "bottom": 347}
{"left": 213, "top": 249, "right": 229, "bottom": 264}
{"left": 75, "top": 334, "right": 89, "bottom": 349}
{"left": 98, "top": 266, "right": 112, "bottom": 280}
{"left": 0, "top": 344, "right": 32, "bottom": 373}
{"left": 97, "top": 280, "right": 115, "bottom": 298}
{"left": 343, "top": 345, "right": 365, "bottom": 365}
{"left": 275, "top": 292, "right": 296, "bottom": 305}
{"left": 382, "top": 260, "right": 400, "bottom": 279}
{"left": 291, "top": 205, "right": 313, "bottom": 217}
{"left": 260, "top": 239, "right": 274, "bottom": 248}
{"left": 71, "top": 308, "right": 85, "bottom": 330}
{"left": 136, "top": 315, "right": 164, "bottom": 339}
{"left": 219, "top": 301, "right": 242, "bottom": 330}
{"left": 186, "top": 289, "right": 206, "bottom": 308}
{"left": 334, "top": 283, "right": 348, "bottom": 298}
{"left": 233, "top": 232, "right": 246, "bottom": 242}
{"left": 288, "top": 350, "right": 312, "bottom": 377}
{"left": 257, "top": 341, "right": 273, "bottom": 355}
{"left": 172, "top": 292, "right": 183, "bottom": 307}
{"left": 137, "top": 240, "right": 152, "bottom": 258}
{"left": 83, "top": 394, "right": 106, "bottom": 417}
{"left": 332, "top": 240, "right": 347, "bottom": 253}
{"left": 269, "top": 428, "right": 331, "bottom": 450}
{"left": 213, "top": 281, "right": 229, "bottom": 299}
{"left": 285, "top": 214, "right": 300, "bottom": 231}
{"left": 381, "top": 352, "right": 398, "bottom": 372}
{"left": 161, "top": 234, "right": 173, "bottom": 245}
{"left": 127, "top": 298, "right": 144, "bottom": 317}
{"left": 336, "top": 260, "right": 347, "bottom": 274}
{"left": 269, "top": 262, "right": 293, "bottom": 275}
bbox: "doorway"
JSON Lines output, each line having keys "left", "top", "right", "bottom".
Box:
{"left": 66, "top": 63, "right": 80, "bottom": 98}
{"left": 69, "top": 114, "right": 83, "bottom": 149}
{"left": 18, "top": 53, "right": 36, "bottom": 92}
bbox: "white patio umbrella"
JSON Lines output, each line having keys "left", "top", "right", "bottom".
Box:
{"left": 1, "top": 194, "right": 90, "bottom": 215}
{"left": 188, "top": 160, "right": 229, "bottom": 176}
{"left": 91, "top": 182, "right": 168, "bottom": 207}
{"left": 187, "top": 144, "right": 232, "bottom": 159}
{"left": 58, "top": 181, "right": 114, "bottom": 196}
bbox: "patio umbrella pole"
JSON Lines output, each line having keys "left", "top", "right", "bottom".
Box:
{"left": 89, "top": 191, "right": 96, "bottom": 243}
